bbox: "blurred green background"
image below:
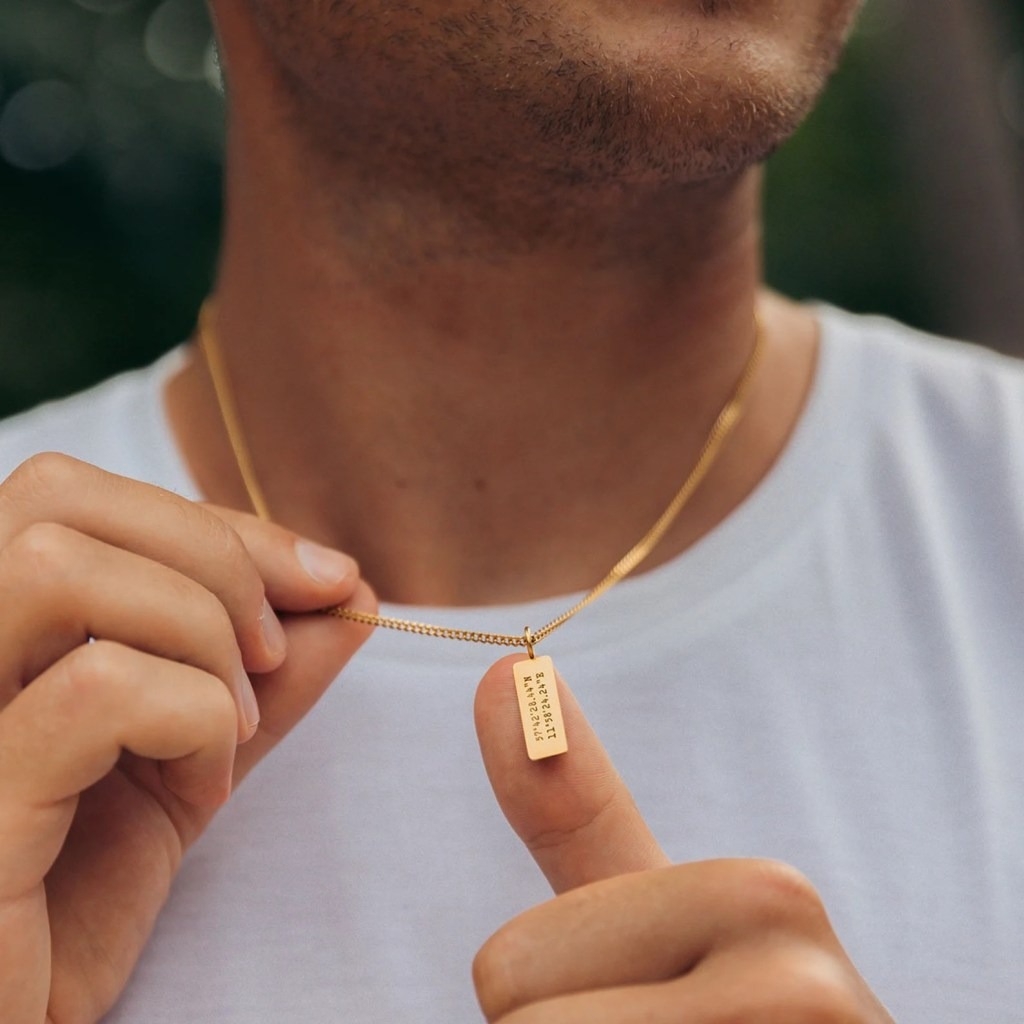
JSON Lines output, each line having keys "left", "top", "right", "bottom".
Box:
{"left": 1, "top": 0, "right": 1023, "bottom": 420}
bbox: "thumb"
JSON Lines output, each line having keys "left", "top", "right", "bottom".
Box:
{"left": 475, "top": 653, "right": 670, "bottom": 895}
{"left": 233, "top": 579, "right": 377, "bottom": 782}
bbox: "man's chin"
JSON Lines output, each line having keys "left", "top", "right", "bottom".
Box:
{"left": 243, "top": 0, "right": 848, "bottom": 227}
{"left": 491, "top": 53, "right": 815, "bottom": 193}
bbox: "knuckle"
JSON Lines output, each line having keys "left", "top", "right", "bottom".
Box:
{"left": 172, "top": 574, "right": 237, "bottom": 650}
{"left": 2, "top": 451, "right": 80, "bottom": 506}
{"left": 472, "top": 923, "right": 526, "bottom": 1022}
{"left": 2, "top": 521, "right": 78, "bottom": 584}
{"left": 204, "top": 513, "right": 249, "bottom": 567}
{"left": 197, "top": 514, "right": 263, "bottom": 608}
{"left": 58, "top": 639, "right": 133, "bottom": 702}
{"left": 734, "top": 859, "right": 829, "bottom": 934}
{"left": 761, "top": 950, "right": 864, "bottom": 1024}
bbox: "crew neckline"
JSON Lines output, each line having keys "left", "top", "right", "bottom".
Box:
{"left": 149, "top": 304, "right": 865, "bottom": 665}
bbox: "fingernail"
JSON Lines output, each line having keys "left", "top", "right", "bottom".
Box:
{"left": 236, "top": 665, "right": 260, "bottom": 733}
{"left": 260, "top": 598, "right": 287, "bottom": 658}
{"left": 295, "top": 539, "right": 358, "bottom": 586}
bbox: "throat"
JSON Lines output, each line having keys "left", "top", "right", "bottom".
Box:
{"left": 166, "top": 293, "right": 815, "bottom": 609}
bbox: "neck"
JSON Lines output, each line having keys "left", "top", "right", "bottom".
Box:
{"left": 167, "top": 34, "right": 819, "bottom": 607}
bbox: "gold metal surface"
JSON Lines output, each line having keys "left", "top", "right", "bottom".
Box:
{"left": 513, "top": 656, "right": 568, "bottom": 759}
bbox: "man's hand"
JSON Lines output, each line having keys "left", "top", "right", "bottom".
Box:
{"left": 0, "top": 454, "right": 375, "bottom": 1024}
{"left": 473, "top": 655, "right": 894, "bottom": 1022}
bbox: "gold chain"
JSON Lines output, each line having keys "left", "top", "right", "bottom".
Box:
{"left": 197, "top": 301, "right": 763, "bottom": 651}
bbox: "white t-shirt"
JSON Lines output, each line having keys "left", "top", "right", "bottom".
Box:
{"left": 1, "top": 305, "right": 1022, "bottom": 1022}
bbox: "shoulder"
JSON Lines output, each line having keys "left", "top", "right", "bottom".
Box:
{"left": 0, "top": 347, "right": 194, "bottom": 493}
{"left": 818, "top": 305, "right": 1024, "bottom": 449}
{"left": 821, "top": 304, "right": 1024, "bottom": 396}
{"left": 814, "top": 306, "right": 1024, "bottom": 532}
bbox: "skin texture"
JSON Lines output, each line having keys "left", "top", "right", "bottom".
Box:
{"left": 238, "top": 0, "right": 859, "bottom": 252}
{"left": 0, "top": 1, "right": 893, "bottom": 1020}
{"left": 472, "top": 658, "right": 895, "bottom": 1022}
{"left": 168, "top": 0, "right": 862, "bottom": 604}
{"left": 0, "top": 454, "right": 374, "bottom": 1022}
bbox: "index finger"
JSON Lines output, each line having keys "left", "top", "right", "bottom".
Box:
{"left": 0, "top": 454, "right": 357, "bottom": 672}
{"left": 474, "top": 654, "right": 669, "bottom": 894}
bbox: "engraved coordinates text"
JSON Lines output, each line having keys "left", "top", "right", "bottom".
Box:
{"left": 512, "top": 655, "right": 569, "bottom": 760}
{"left": 520, "top": 669, "right": 560, "bottom": 744}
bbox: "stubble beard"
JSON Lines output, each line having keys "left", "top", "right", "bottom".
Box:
{"left": 246, "top": 0, "right": 849, "bottom": 257}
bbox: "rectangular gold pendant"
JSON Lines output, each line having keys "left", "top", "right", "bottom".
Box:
{"left": 513, "top": 655, "right": 568, "bottom": 760}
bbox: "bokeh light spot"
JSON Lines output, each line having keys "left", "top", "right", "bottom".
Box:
{"left": 0, "top": 79, "right": 89, "bottom": 171}
{"left": 144, "top": 0, "right": 212, "bottom": 82}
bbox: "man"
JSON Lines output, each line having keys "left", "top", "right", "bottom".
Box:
{"left": 0, "top": 0, "right": 1020, "bottom": 1020}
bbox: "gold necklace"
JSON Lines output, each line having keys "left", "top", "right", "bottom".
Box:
{"left": 197, "top": 300, "right": 764, "bottom": 759}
